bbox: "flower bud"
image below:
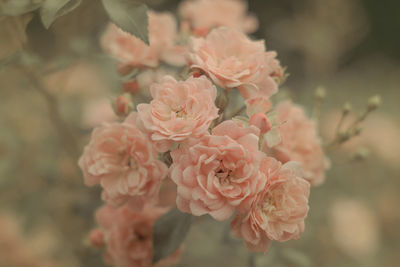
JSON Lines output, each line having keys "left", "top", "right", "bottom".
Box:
{"left": 343, "top": 102, "right": 352, "bottom": 115}
{"left": 315, "top": 86, "right": 326, "bottom": 100}
{"left": 89, "top": 229, "right": 105, "bottom": 248}
{"left": 250, "top": 112, "right": 272, "bottom": 134}
{"left": 352, "top": 147, "right": 370, "bottom": 161}
{"left": 113, "top": 93, "right": 133, "bottom": 116}
{"left": 367, "top": 95, "right": 381, "bottom": 111}
{"left": 193, "top": 27, "right": 209, "bottom": 37}
{"left": 123, "top": 80, "right": 140, "bottom": 94}
{"left": 117, "top": 64, "right": 135, "bottom": 76}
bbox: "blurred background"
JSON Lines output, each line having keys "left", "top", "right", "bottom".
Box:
{"left": 0, "top": 0, "right": 399, "bottom": 266}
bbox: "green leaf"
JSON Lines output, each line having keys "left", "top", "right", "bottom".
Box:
{"left": 101, "top": 0, "right": 149, "bottom": 45}
{"left": 40, "top": 0, "right": 82, "bottom": 29}
{"left": 152, "top": 208, "right": 192, "bottom": 263}
{"left": 0, "top": 0, "right": 44, "bottom": 16}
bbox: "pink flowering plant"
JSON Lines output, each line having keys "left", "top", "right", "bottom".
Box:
{"left": 74, "top": 0, "right": 381, "bottom": 266}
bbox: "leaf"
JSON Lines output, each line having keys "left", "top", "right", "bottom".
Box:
{"left": 101, "top": 0, "right": 149, "bottom": 45}
{"left": 265, "top": 127, "right": 281, "bottom": 148}
{"left": 152, "top": 208, "right": 192, "bottom": 263}
{"left": 0, "top": 0, "right": 44, "bottom": 16}
{"left": 40, "top": 0, "right": 82, "bottom": 29}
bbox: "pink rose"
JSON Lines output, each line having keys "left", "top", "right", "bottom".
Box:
{"left": 78, "top": 113, "right": 168, "bottom": 207}
{"left": 266, "top": 101, "right": 329, "bottom": 186}
{"left": 187, "top": 27, "right": 281, "bottom": 100}
{"left": 137, "top": 75, "right": 219, "bottom": 152}
{"left": 179, "top": 0, "right": 258, "bottom": 36}
{"left": 169, "top": 120, "right": 268, "bottom": 221}
{"left": 94, "top": 204, "right": 182, "bottom": 267}
{"left": 101, "top": 11, "right": 185, "bottom": 68}
{"left": 231, "top": 160, "right": 310, "bottom": 252}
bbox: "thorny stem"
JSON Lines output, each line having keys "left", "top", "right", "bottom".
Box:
{"left": 20, "top": 65, "right": 80, "bottom": 159}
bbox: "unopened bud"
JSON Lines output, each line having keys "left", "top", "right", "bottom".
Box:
{"left": 367, "top": 95, "right": 381, "bottom": 111}
{"left": 250, "top": 113, "right": 272, "bottom": 134}
{"left": 315, "top": 86, "right": 326, "bottom": 100}
{"left": 117, "top": 64, "right": 135, "bottom": 76}
{"left": 193, "top": 27, "right": 209, "bottom": 37}
{"left": 343, "top": 102, "right": 352, "bottom": 115}
{"left": 353, "top": 147, "right": 370, "bottom": 161}
{"left": 113, "top": 93, "right": 133, "bottom": 116}
{"left": 89, "top": 229, "right": 105, "bottom": 248}
{"left": 123, "top": 80, "right": 140, "bottom": 94}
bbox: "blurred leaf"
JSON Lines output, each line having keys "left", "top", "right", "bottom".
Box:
{"left": 40, "top": 0, "right": 82, "bottom": 29}
{"left": 152, "top": 208, "right": 192, "bottom": 263}
{"left": 19, "top": 51, "right": 42, "bottom": 66}
{"left": 265, "top": 128, "right": 281, "bottom": 147}
{"left": 101, "top": 0, "right": 149, "bottom": 44}
{"left": 0, "top": 0, "right": 44, "bottom": 16}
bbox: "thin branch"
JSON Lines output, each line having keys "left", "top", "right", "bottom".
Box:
{"left": 20, "top": 66, "right": 80, "bottom": 159}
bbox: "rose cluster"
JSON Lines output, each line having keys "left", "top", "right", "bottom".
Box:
{"left": 79, "top": 1, "right": 329, "bottom": 266}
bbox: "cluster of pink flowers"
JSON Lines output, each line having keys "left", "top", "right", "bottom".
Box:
{"left": 90, "top": 204, "right": 182, "bottom": 267}
{"left": 79, "top": 1, "right": 329, "bottom": 266}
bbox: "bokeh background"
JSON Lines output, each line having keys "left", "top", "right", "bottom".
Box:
{"left": 1, "top": 0, "right": 399, "bottom": 266}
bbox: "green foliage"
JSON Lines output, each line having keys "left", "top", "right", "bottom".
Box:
{"left": 0, "top": 0, "right": 82, "bottom": 28}
{"left": 152, "top": 208, "right": 192, "bottom": 263}
{"left": 40, "top": 0, "right": 82, "bottom": 29}
{"left": 101, "top": 0, "right": 149, "bottom": 45}
{"left": 0, "top": 0, "right": 44, "bottom": 16}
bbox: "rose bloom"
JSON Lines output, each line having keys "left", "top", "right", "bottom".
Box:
{"left": 94, "top": 204, "right": 182, "bottom": 267}
{"left": 170, "top": 120, "right": 268, "bottom": 221}
{"left": 265, "top": 101, "right": 329, "bottom": 186}
{"left": 187, "top": 27, "right": 282, "bottom": 100}
{"left": 132, "top": 68, "right": 180, "bottom": 98}
{"left": 231, "top": 159, "right": 310, "bottom": 252}
{"left": 137, "top": 75, "right": 219, "bottom": 152}
{"left": 179, "top": 0, "right": 258, "bottom": 36}
{"left": 101, "top": 11, "right": 185, "bottom": 68}
{"left": 78, "top": 113, "right": 168, "bottom": 207}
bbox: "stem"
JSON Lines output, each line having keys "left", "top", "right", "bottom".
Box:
{"left": 21, "top": 66, "right": 80, "bottom": 159}
{"left": 335, "top": 112, "right": 346, "bottom": 136}
{"left": 248, "top": 253, "right": 256, "bottom": 267}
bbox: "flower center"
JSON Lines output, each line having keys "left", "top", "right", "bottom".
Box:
{"left": 118, "top": 148, "right": 138, "bottom": 170}
{"left": 215, "top": 162, "right": 232, "bottom": 185}
{"left": 259, "top": 193, "right": 277, "bottom": 219}
{"left": 175, "top": 109, "right": 187, "bottom": 118}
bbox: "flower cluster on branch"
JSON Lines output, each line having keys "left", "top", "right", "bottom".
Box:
{"left": 78, "top": 1, "right": 338, "bottom": 266}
